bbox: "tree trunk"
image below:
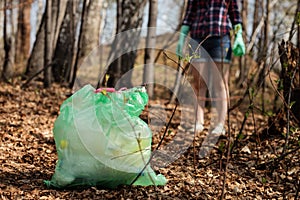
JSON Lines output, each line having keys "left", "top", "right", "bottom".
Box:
{"left": 251, "top": 0, "right": 261, "bottom": 39}
{"left": 44, "top": 0, "right": 53, "bottom": 87}
{"left": 70, "top": 0, "right": 87, "bottom": 88}
{"left": 2, "top": 0, "right": 15, "bottom": 81}
{"left": 15, "top": 0, "right": 32, "bottom": 75}
{"left": 26, "top": 0, "right": 67, "bottom": 79}
{"left": 25, "top": 13, "right": 45, "bottom": 78}
{"left": 70, "top": 0, "right": 102, "bottom": 88}
{"left": 278, "top": 40, "right": 300, "bottom": 124}
{"left": 143, "top": 0, "right": 158, "bottom": 98}
{"left": 52, "top": 0, "right": 79, "bottom": 83}
{"left": 236, "top": 0, "right": 248, "bottom": 86}
{"left": 34, "top": 0, "right": 44, "bottom": 29}
{"left": 169, "top": 1, "right": 187, "bottom": 104}
{"left": 103, "top": 0, "right": 147, "bottom": 88}
{"left": 79, "top": 0, "right": 102, "bottom": 62}
{"left": 257, "top": 0, "right": 271, "bottom": 112}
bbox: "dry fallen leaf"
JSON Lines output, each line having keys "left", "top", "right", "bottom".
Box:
{"left": 0, "top": 81, "right": 299, "bottom": 199}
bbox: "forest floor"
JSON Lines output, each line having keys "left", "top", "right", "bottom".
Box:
{"left": 0, "top": 80, "right": 299, "bottom": 199}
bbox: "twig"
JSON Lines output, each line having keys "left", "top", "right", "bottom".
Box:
{"left": 220, "top": 86, "right": 232, "bottom": 200}
{"left": 268, "top": 66, "right": 300, "bottom": 125}
{"left": 21, "top": 63, "right": 53, "bottom": 88}
{"left": 281, "top": 68, "right": 297, "bottom": 156}
{"left": 229, "top": 51, "right": 282, "bottom": 112}
{"left": 256, "top": 145, "right": 300, "bottom": 169}
{"left": 130, "top": 103, "right": 178, "bottom": 185}
{"left": 100, "top": 90, "right": 156, "bottom": 186}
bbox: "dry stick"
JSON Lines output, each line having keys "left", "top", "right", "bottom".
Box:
{"left": 220, "top": 43, "right": 231, "bottom": 200}
{"left": 144, "top": 51, "right": 209, "bottom": 196}
{"left": 21, "top": 63, "right": 53, "bottom": 88}
{"left": 129, "top": 63, "right": 183, "bottom": 187}
{"left": 130, "top": 103, "right": 178, "bottom": 186}
{"left": 272, "top": 42, "right": 300, "bottom": 180}
{"left": 268, "top": 69, "right": 300, "bottom": 125}
{"left": 256, "top": 145, "right": 300, "bottom": 170}
{"left": 230, "top": 51, "right": 282, "bottom": 153}
{"left": 101, "top": 91, "right": 156, "bottom": 186}
{"left": 163, "top": 47, "right": 215, "bottom": 197}
{"left": 282, "top": 69, "right": 297, "bottom": 155}
{"left": 229, "top": 48, "right": 282, "bottom": 112}
{"left": 228, "top": 61, "right": 262, "bottom": 112}
{"left": 252, "top": 104, "right": 262, "bottom": 166}
{"left": 162, "top": 52, "right": 198, "bottom": 168}
{"left": 227, "top": 52, "right": 281, "bottom": 197}
{"left": 218, "top": 3, "right": 232, "bottom": 195}
{"left": 163, "top": 41, "right": 231, "bottom": 196}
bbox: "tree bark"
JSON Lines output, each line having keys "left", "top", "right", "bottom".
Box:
{"left": 79, "top": 0, "right": 102, "bottom": 61}
{"left": 170, "top": 1, "right": 187, "bottom": 104}
{"left": 70, "top": 0, "right": 88, "bottom": 88}
{"left": 251, "top": 0, "right": 261, "bottom": 38}
{"left": 70, "top": 0, "right": 102, "bottom": 88}
{"left": 103, "top": 0, "right": 147, "bottom": 88}
{"left": 52, "top": 0, "right": 78, "bottom": 83}
{"left": 278, "top": 40, "right": 300, "bottom": 124}
{"left": 44, "top": 0, "right": 53, "bottom": 87}
{"left": 2, "top": 0, "right": 15, "bottom": 81}
{"left": 26, "top": 0, "right": 67, "bottom": 79}
{"left": 15, "top": 0, "right": 32, "bottom": 74}
{"left": 236, "top": 0, "right": 248, "bottom": 86}
{"left": 143, "top": 0, "right": 158, "bottom": 98}
{"left": 25, "top": 13, "right": 45, "bottom": 78}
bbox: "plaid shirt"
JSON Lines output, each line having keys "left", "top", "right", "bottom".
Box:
{"left": 182, "top": 0, "right": 242, "bottom": 38}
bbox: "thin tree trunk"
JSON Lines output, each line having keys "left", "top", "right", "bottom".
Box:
{"left": 260, "top": 0, "right": 271, "bottom": 113}
{"left": 66, "top": 0, "right": 76, "bottom": 83}
{"left": 69, "top": 0, "right": 102, "bottom": 88}
{"left": 36, "top": 0, "right": 44, "bottom": 28}
{"left": 25, "top": 13, "right": 45, "bottom": 78}
{"left": 252, "top": 0, "right": 261, "bottom": 38}
{"left": 2, "top": 0, "right": 15, "bottom": 81}
{"left": 103, "top": 0, "right": 147, "bottom": 88}
{"left": 143, "top": 0, "right": 158, "bottom": 98}
{"left": 26, "top": 0, "right": 67, "bottom": 78}
{"left": 70, "top": 0, "right": 88, "bottom": 88}
{"left": 237, "top": 0, "right": 248, "bottom": 86}
{"left": 170, "top": 1, "right": 187, "bottom": 104}
{"left": 15, "top": 0, "right": 32, "bottom": 74}
{"left": 52, "top": 0, "right": 78, "bottom": 83}
{"left": 44, "top": 0, "right": 52, "bottom": 87}
{"left": 78, "top": 0, "right": 102, "bottom": 65}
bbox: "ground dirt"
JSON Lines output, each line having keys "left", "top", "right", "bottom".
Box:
{"left": 0, "top": 80, "right": 299, "bottom": 199}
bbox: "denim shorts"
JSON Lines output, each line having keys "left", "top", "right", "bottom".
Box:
{"left": 189, "top": 35, "right": 232, "bottom": 63}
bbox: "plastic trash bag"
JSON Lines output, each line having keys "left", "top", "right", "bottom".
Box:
{"left": 44, "top": 84, "right": 167, "bottom": 188}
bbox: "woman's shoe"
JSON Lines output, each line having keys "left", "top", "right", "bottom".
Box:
{"left": 211, "top": 123, "right": 225, "bottom": 135}
{"left": 188, "top": 123, "right": 204, "bottom": 132}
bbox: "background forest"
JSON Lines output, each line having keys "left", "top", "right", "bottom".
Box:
{"left": 0, "top": 0, "right": 300, "bottom": 199}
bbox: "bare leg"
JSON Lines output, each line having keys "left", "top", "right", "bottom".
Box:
{"left": 213, "top": 62, "right": 229, "bottom": 126}
{"left": 190, "top": 62, "right": 209, "bottom": 126}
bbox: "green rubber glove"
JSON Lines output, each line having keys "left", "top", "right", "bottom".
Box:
{"left": 176, "top": 25, "right": 190, "bottom": 58}
{"left": 233, "top": 24, "right": 246, "bottom": 56}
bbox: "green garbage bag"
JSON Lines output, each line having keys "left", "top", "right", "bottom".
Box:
{"left": 44, "top": 84, "right": 167, "bottom": 188}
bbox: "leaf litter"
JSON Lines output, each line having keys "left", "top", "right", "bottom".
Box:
{"left": 0, "top": 81, "right": 299, "bottom": 199}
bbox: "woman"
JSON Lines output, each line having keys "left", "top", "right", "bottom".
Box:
{"left": 176, "top": 0, "right": 245, "bottom": 134}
